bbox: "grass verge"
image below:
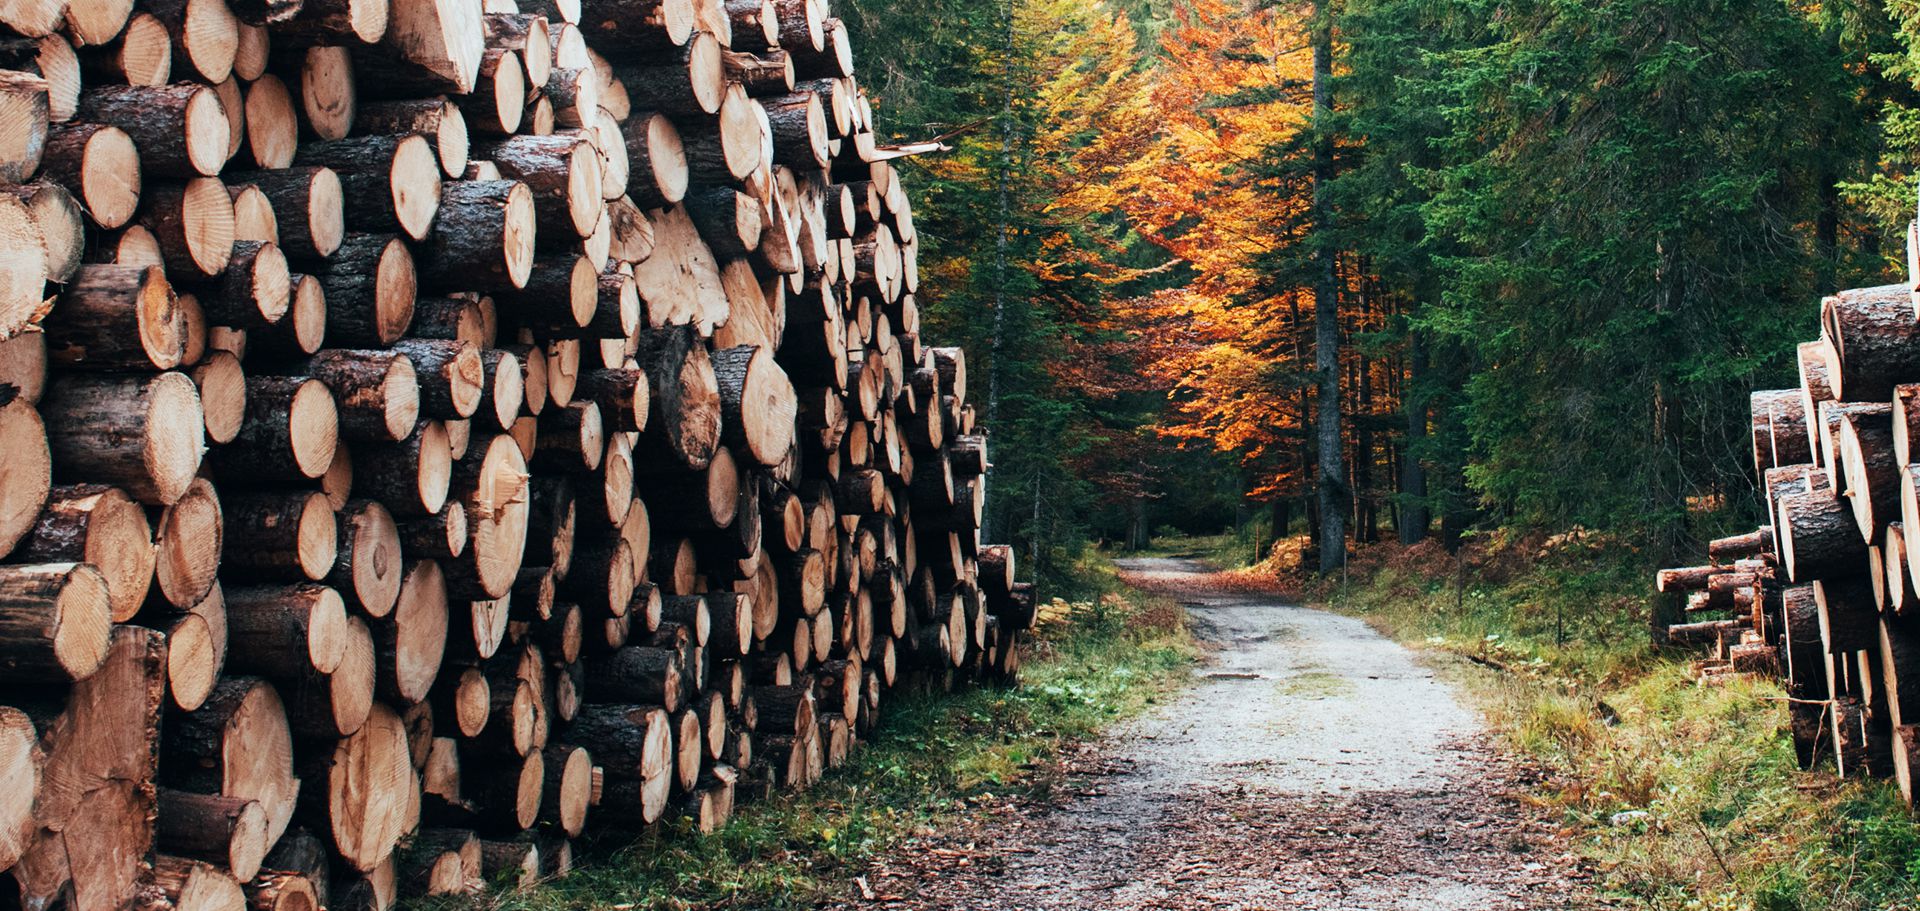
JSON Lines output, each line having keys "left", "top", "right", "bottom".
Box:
{"left": 1311, "top": 530, "right": 1920, "bottom": 911}
{"left": 467, "top": 589, "right": 1195, "bottom": 911}
{"left": 1129, "top": 528, "right": 1275, "bottom": 570}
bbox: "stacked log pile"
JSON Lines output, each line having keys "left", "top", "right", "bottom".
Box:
{"left": 0, "top": 0, "right": 1035, "bottom": 905}
{"left": 1657, "top": 221, "right": 1920, "bottom": 800}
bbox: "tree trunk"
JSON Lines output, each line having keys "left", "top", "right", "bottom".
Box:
{"left": 1310, "top": 1, "right": 1345, "bottom": 572}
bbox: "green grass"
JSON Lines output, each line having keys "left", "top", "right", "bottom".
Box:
{"left": 1129, "top": 527, "right": 1269, "bottom": 569}
{"left": 1309, "top": 530, "right": 1920, "bottom": 911}
{"left": 460, "top": 591, "right": 1196, "bottom": 911}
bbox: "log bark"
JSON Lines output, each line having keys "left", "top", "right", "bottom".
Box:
{"left": 44, "top": 263, "right": 186, "bottom": 371}
{"left": 42, "top": 122, "right": 141, "bottom": 230}
{"left": 634, "top": 325, "right": 720, "bottom": 471}
{"left": 154, "top": 789, "right": 269, "bottom": 882}
{"left": 293, "top": 133, "right": 442, "bottom": 241}
{"left": 1822, "top": 283, "right": 1920, "bottom": 401}
{"left": 42, "top": 371, "right": 203, "bottom": 505}
{"left": 227, "top": 167, "right": 344, "bottom": 261}
{"left": 17, "top": 484, "right": 154, "bottom": 622}
{"left": 77, "top": 83, "right": 226, "bottom": 178}
{"left": 1781, "top": 486, "right": 1870, "bottom": 583}
{"left": 300, "top": 233, "right": 417, "bottom": 347}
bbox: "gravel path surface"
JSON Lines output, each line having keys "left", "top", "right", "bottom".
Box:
{"left": 829, "top": 557, "right": 1600, "bottom": 910}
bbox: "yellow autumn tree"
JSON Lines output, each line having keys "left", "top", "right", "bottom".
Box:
{"left": 1116, "top": 0, "right": 1320, "bottom": 500}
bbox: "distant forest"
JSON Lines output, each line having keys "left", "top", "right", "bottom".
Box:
{"left": 839, "top": 0, "right": 1920, "bottom": 583}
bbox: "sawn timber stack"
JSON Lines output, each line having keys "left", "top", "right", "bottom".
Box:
{"left": 0, "top": 0, "right": 1034, "bottom": 905}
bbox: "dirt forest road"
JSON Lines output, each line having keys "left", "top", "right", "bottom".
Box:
{"left": 836, "top": 557, "right": 1599, "bottom": 911}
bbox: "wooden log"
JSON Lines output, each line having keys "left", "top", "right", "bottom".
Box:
{"left": 43, "top": 263, "right": 186, "bottom": 371}
{"left": 42, "top": 371, "right": 202, "bottom": 505}
{"left": 191, "top": 350, "right": 247, "bottom": 447}
{"left": 140, "top": 179, "right": 236, "bottom": 279}
{"left": 16, "top": 627, "right": 164, "bottom": 911}
{"left": 300, "top": 232, "right": 417, "bottom": 348}
{"left": 397, "top": 828, "right": 479, "bottom": 897}
{"left": 531, "top": 400, "right": 602, "bottom": 475}
{"left": 1840, "top": 405, "right": 1901, "bottom": 541}
{"left": 642, "top": 444, "right": 737, "bottom": 530}
{"left": 297, "top": 701, "right": 417, "bottom": 872}
{"left": 223, "top": 583, "right": 347, "bottom": 680}
{"left": 634, "top": 325, "right": 721, "bottom": 472}
{"left": 327, "top": 859, "right": 397, "bottom": 911}
{"left": 358, "top": 97, "right": 468, "bottom": 178}
{"left": 239, "top": 74, "right": 299, "bottom": 170}
{"left": 711, "top": 345, "right": 795, "bottom": 467}
{"left": 390, "top": 339, "right": 485, "bottom": 421}
{"left": 560, "top": 537, "right": 634, "bottom": 628}
{"left": 1822, "top": 284, "right": 1920, "bottom": 402}
{"left": 1816, "top": 576, "right": 1879, "bottom": 655}
{"left": 534, "top": 745, "right": 590, "bottom": 839}
{"left": 724, "top": 52, "right": 790, "bottom": 99}
{"left": 154, "top": 789, "right": 269, "bottom": 883}
{"left": 677, "top": 85, "right": 762, "bottom": 186}
{"left": 460, "top": 47, "right": 524, "bottom": 136}
{"left": 444, "top": 433, "right": 531, "bottom": 600}
{"left": 584, "top": 645, "right": 680, "bottom": 711}
{"left": 227, "top": 167, "right": 344, "bottom": 261}
{"left": 493, "top": 252, "right": 596, "bottom": 332}
{"left": 143, "top": 854, "right": 247, "bottom": 911}
{"left": 220, "top": 490, "right": 336, "bottom": 583}
{"left": 622, "top": 112, "right": 688, "bottom": 209}
{"left": 326, "top": 499, "right": 404, "bottom": 618}
{"left": 356, "top": 420, "right": 453, "bottom": 518}
{"left": 42, "top": 122, "right": 141, "bottom": 230}
{"left": 0, "top": 562, "right": 109, "bottom": 682}
{"left": 564, "top": 703, "right": 670, "bottom": 822}
{"left": 1781, "top": 486, "right": 1870, "bottom": 583}
{"left": 474, "top": 132, "right": 602, "bottom": 240}
{"left": 244, "top": 871, "right": 320, "bottom": 911}
{"left": 481, "top": 13, "right": 547, "bottom": 86}
{"left": 7, "top": 179, "right": 84, "bottom": 285}
{"left": 206, "top": 375, "right": 338, "bottom": 482}
{"left": 0, "top": 398, "right": 43, "bottom": 566}
{"left": 16, "top": 484, "right": 153, "bottom": 622}
{"left": 577, "top": 367, "right": 649, "bottom": 434}
{"left": 373, "top": 559, "right": 449, "bottom": 704}
{"left": 293, "top": 133, "right": 442, "bottom": 241}
{"left": 145, "top": 0, "right": 240, "bottom": 83}
{"left": 275, "top": 0, "right": 386, "bottom": 45}
{"left": 77, "top": 83, "right": 226, "bottom": 178}
{"left": 294, "top": 348, "right": 421, "bottom": 443}
{"left": 0, "top": 709, "right": 39, "bottom": 873}
{"left": 576, "top": 0, "right": 695, "bottom": 52}
{"left": 418, "top": 179, "right": 536, "bottom": 293}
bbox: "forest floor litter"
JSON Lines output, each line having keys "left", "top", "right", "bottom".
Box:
{"left": 829, "top": 557, "right": 1604, "bottom": 910}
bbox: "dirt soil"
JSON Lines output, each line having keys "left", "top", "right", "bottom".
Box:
{"left": 828, "top": 557, "right": 1603, "bottom": 910}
